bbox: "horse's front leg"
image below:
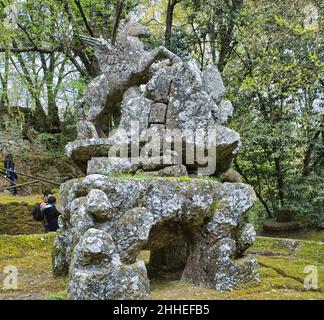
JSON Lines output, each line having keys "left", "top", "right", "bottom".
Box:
{"left": 136, "top": 47, "right": 181, "bottom": 74}
{"left": 158, "top": 46, "right": 182, "bottom": 64}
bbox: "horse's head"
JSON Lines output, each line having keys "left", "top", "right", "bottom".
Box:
{"left": 123, "top": 20, "right": 150, "bottom": 39}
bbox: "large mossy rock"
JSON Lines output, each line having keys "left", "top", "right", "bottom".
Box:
{"left": 58, "top": 38, "right": 259, "bottom": 300}
{"left": 53, "top": 175, "right": 259, "bottom": 299}
{"left": 66, "top": 60, "right": 239, "bottom": 175}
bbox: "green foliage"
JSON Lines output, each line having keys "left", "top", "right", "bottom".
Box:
{"left": 35, "top": 133, "right": 61, "bottom": 150}
{"left": 35, "top": 131, "right": 74, "bottom": 154}
{"left": 0, "top": 0, "right": 140, "bottom": 132}
{"left": 243, "top": 201, "right": 268, "bottom": 228}
{"left": 226, "top": 0, "right": 323, "bottom": 226}
{"left": 286, "top": 173, "right": 324, "bottom": 227}
{"left": 0, "top": 120, "right": 22, "bottom": 139}
{"left": 0, "top": 0, "right": 322, "bottom": 229}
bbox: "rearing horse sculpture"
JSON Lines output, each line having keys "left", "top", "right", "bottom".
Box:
{"left": 78, "top": 19, "right": 181, "bottom": 138}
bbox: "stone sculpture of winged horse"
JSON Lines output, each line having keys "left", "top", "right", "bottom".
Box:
{"left": 77, "top": 19, "right": 181, "bottom": 139}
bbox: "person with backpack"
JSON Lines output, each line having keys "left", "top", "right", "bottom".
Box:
{"left": 42, "top": 196, "right": 61, "bottom": 232}
{"left": 4, "top": 154, "right": 18, "bottom": 195}
{"left": 33, "top": 190, "right": 53, "bottom": 226}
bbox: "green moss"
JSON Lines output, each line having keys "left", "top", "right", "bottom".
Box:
{"left": 288, "top": 230, "right": 324, "bottom": 241}
{"left": 295, "top": 240, "right": 324, "bottom": 263}
{"left": 46, "top": 292, "right": 68, "bottom": 300}
{"left": 0, "top": 233, "right": 56, "bottom": 258}
{"left": 108, "top": 172, "right": 147, "bottom": 179}
{"left": 137, "top": 250, "right": 150, "bottom": 264}
{"left": 105, "top": 173, "right": 220, "bottom": 182}
{"left": 249, "top": 236, "right": 324, "bottom": 263}
{"left": 0, "top": 194, "right": 42, "bottom": 206}
{"left": 0, "top": 193, "right": 60, "bottom": 235}
{"left": 0, "top": 192, "right": 59, "bottom": 206}
{"left": 1, "top": 232, "right": 323, "bottom": 300}
{"left": 0, "top": 233, "right": 67, "bottom": 300}
{"left": 176, "top": 176, "right": 192, "bottom": 182}
{"left": 248, "top": 236, "right": 295, "bottom": 256}
{"left": 210, "top": 200, "right": 220, "bottom": 213}
{"left": 258, "top": 255, "right": 324, "bottom": 289}
{"left": 0, "top": 203, "right": 45, "bottom": 235}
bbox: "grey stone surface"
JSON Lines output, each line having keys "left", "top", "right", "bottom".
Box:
{"left": 149, "top": 103, "right": 167, "bottom": 124}
{"left": 76, "top": 20, "right": 180, "bottom": 139}
{"left": 87, "top": 157, "right": 140, "bottom": 175}
{"left": 85, "top": 189, "right": 113, "bottom": 221}
{"left": 202, "top": 65, "right": 225, "bottom": 104}
{"left": 141, "top": 155, "right": 175, "bottom": 171}
{"left": 220, "top": 168, "right": 243, "bottom": 183}
{"left": 117, "top": 87, "right": 153, "bottom": 137}
{"left": 76, "top": 118, "right": 99, "bottom": 140}
{"left": 159, "top": 164, "right": 188, "bottom": 177}
{"left": 68, "top": 228, "right": 150, "bottom": 300}
{"left": 53, "top": 176, "right": 259, "bottom": 299}
{"left": 56, "top": 20, "right": 259, "bottom": 301}
{"left": 65, "top": 138, "right": 112, "bottom": 164}
{"left": 214, "top": 100, "right": 234, "bottom": 125}
{"left": 146, "top": 67, "right": 173, "bottom": 103}
{"left": 67, "top": 33, "right": 239, "bottom": 176}
{"left": 236, "top": 223, "right": 256, "bottom": 256}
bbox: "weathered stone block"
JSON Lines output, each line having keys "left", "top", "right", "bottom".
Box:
{"left": 159, "top": 164, "right": 188, "bottom": 177}
{"left": 87, "top": 157, "right": 140, "bottom": 175}
{"left": 149, "top": 103, "right": 167, "bottom": 124}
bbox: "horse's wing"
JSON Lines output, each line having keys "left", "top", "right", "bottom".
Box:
{"left": 80, "top": 35, "right": 114, "bottom": 65}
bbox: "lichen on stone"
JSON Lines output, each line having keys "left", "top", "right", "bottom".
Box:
{"left": 53, "top": 21, "right": 260, "bottom": 300}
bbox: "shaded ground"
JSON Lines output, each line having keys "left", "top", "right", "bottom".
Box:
{"left": 0, "top": 233, "right": 323, "bottom": 300}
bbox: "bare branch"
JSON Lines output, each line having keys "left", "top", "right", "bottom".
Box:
{"left": 111, "top": 0, "right": 124, "bottom": 45}
{"left": 0, "top": 47, "right": 60, "bottom": 54}
{"left": 74, "top": 0, "right": 95, "bottom": 37}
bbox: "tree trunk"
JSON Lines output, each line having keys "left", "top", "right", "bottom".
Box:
{"left": 111, "top": 0, "right": 124, "bottom": 45}
{"left": 303, "top": 128, "right": 321, "bottom": 176}
{"left": 32, "top": 99, "right": 48, "bottom": 132}
{"left": 234, "top": 158, "right": 274, "bottom": 218}
{"left": 0, "top": 50, "right": 10, "bottom": 107}
{"left": 274, "top": 156, "right": 284, "bottom": 208}
{"left": 102, "top": 0, "right": 112, "bottom": 39}
{"left": 164, "top": 0, "right": 179, "bottom": 49}
{"left": 47, "top": 59, "right": 60, "bottom": 133}
{"left": 217, "top": 0, "right": 243, "bottom": 72}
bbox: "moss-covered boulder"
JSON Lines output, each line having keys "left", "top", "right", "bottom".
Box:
{"left": 53, "top": 175, "right": 259, "bottom": 299}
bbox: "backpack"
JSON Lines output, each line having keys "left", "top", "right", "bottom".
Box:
{"left": 33, "top": 203, "right": 44, "bottom": 221}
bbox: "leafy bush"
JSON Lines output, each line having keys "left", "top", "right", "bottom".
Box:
{"left": 35, "top": 126, "right": 76, "bottom": 154}
{"left": 286, "top": 173, "right": 324, "bottom": 228}
{"left": 0, "top": 120, "right": 22, "bottom": 139}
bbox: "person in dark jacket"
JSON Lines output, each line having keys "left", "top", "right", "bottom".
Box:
{"left": 4, "top": 154, "right": 18, "bottom": 195}
{"left": 43, "top": 196, "right": 61, "bottom": 232}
